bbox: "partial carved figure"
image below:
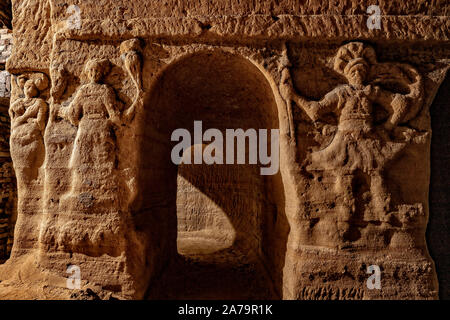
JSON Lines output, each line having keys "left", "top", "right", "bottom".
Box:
{"left": 281, "top": 42, "right": 425, "bottom": 244}
{"left": 119, "top": 38, "right": 144, "bottom": 206}
{"left": 120, "top": 38, "right": 144, "bottom": 122}
{"left": 50, "top": 64, "right": 68, "bottom": 104}
{"left": 9, "top": 73, "right": 49, "bottom": 187}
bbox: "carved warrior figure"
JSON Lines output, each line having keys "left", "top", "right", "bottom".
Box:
{"left": 9, "top": 73, "right": 49, "bottom": 186}
{"left": 281, "top": 42, "right": 424, "bottom": 226}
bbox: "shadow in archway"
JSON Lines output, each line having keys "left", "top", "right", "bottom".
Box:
{"left": 135, "top": 51, "right": 289, "bottom": 299}
{"left": 428, "top": 73, "right": 450, "bottom": 300}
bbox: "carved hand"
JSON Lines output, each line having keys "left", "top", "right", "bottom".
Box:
{"left": 385, "top": 93, "right": 408, "bottom": 131}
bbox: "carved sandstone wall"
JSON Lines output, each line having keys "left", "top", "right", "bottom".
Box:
{"left": 0, "top": 0, "right": 448, "bottom": 300}
{"left": 0, "top": 27, "right": 15, "bottom": 263}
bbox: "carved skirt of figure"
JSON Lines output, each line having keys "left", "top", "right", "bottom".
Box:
{"left": 307, "top": 120, "right": 405, "bottom": 174}
{"left": 67, "top": 117, "right": 120, "bottom": 213}
{"left": 10, "top": 121, "right": 45, "bottom": 183}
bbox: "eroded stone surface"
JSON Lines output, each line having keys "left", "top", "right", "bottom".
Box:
{"left": 0, "top": 0, "right": 448, "bottom": 300}
{"left": 0, "top": 27, "right": 15, "bottom": 264}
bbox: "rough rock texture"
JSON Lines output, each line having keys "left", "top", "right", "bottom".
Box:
{"left": 0, "top": 0, "right": 449, "bottom": 300}
{"left": 0, "top": 27, "right": 15, "bottom": 263}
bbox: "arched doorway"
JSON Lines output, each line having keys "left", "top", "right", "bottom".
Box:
{"left": 137, "top": 51, "right": 289, "bottom": 299}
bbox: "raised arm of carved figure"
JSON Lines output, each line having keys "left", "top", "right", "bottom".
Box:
{"left": 35, "top": 99, "right": 49, "bottom": 132}
{"left": 280, "top": 67, "right": 339, "bottom": 122}
{"left": 9, "top": 100, "right": 24, "bottom": 122}
{"left": 103, "top": 86, "right": 121, "bottom": 125}
{"left": 122, "top": 91, "right": 144, "bottom": 123}
{"left": 10, "top": 74, "right": 49, "bottom": 128}
{"left": 14, "top": 103, "right": 38, "bottom": 124}
{"left": 371, "top": 63, "right": 424, "bottom": 130}
{"left": 9, "top": 99, "right": 43, "bottom": 128}
{"left": 63, "top": 89, "right": 84, "bottom": 126}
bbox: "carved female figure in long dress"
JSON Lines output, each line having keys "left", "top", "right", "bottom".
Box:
{"left": 281, "top": 42, "right": 424, "bottom": 222}
{"left": 61, "top": 59, "right": 121, "bottom": 211}
{"left": 9, "top": 74, "right": 49, "bottom": 187}
{"left": 46, "top": 50, "right": 142, "bottom": 253}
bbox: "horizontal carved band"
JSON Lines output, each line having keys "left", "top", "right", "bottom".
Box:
{"left": 53, "top": 15, "right": 448, "bottom": 41}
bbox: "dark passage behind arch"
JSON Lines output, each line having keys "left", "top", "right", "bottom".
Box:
{"left": 428, "top": 73, "right": 450, "bottom": 300}
{"left": 136, "top": 51, "right": 289, "bottom": 299}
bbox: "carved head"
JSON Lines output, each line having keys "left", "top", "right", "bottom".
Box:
{"left": 23, "top": 80, "right": 38, "bottom": 98}
{"left": 334, "top": 42, "right": 377, "bottom": 86}
{"left": 18, "top": 73, "right": 49, "bottom": 98}
{"left": 17, "top": 75, "right": 28, "bottom": 89}
{"left": 84, "top": 59, "right": 111, "bottom": 83}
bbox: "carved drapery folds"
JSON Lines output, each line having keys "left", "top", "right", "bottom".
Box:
{"left": 37, "top": 40, "right": 145, "bottom": 258}
{"left": 54, "top": 58, "right": 123, "bottom": 255}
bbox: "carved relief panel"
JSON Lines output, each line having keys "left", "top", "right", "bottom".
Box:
{"left": 0, "top": 0, "right": 448, "bottom": 301}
